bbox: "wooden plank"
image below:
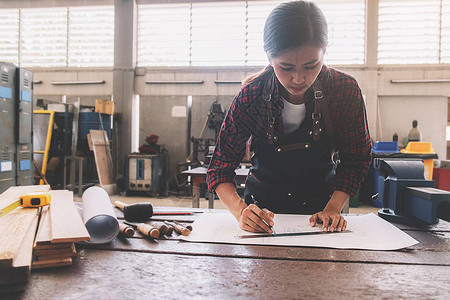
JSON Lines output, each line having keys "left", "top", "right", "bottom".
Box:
{"left": 90, "top": 130, "right": 115, "bottom": 188}
{"left": 33, "top": 242, "right": 73, "bottom": 251}
{"left": 31, "top": 257, "right": 72, "bottom": 270}
{"left": 92, "top": 145, "right": 115, "bottom": 185}
{"left": 99, "top": 183, "right": 118, "bottom": 195}
{"left": 35, "top": 252, "right": 75, "bottom": 261}
{"left": 79, "top": 235, "right": 450, "bottom": 266}
{"left": 34, "top": 243, "right": 76, "bottom": 257}
{"left": 0, "top": 207, "right": 39, "bottom": 268}
{"left": 0, "top": 210, "right": 39, "bottom": 285}
{"left": 35, "top": 206, "right": 50, "bottom": 245}
{"left": 49, "top": 190, "right": 90, "bottom": 244}
{"left": 20, "top": 249, "right": 450, "bottom": 299}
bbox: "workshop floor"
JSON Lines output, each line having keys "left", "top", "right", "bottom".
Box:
{"left": 73, "top": 193, "right": 380, "bottom": 214}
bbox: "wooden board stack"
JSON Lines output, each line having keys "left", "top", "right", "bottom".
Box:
{"left": 0, "top": 186, "right": 90, "bottom": 289}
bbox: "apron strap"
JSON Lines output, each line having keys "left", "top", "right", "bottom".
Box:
{"left": 263, "top": 72, "right": 276, "bottom": 144}
{"left": 311, "top": 80, "right": 338, "bottom": 163}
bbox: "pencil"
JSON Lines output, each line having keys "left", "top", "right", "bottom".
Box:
{"left": 250, "top": 194, "right": 274, "bottom": 233}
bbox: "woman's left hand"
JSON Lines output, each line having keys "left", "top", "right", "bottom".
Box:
{"left": 309, "top": 210, "right": 347, "bottom": 232}
{"left": 308, "top": 191, "right": 350, "bottom": 232}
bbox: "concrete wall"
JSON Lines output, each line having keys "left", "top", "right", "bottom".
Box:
{"left": 31, "top": 65, "right": 450, "bottom": 179}
{"left": 14, "top": 0, "right": 448, "bottom": 179}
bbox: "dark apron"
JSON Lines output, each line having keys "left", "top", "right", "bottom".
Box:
{"left": 244, "top": 111, "right": 334, "bottom": 214}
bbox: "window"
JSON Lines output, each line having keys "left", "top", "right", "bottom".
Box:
{"left": 0, "top": 9, "right": 19, "bottom": 65}
{"left": 137, "top": 0, "right": 366, "bottom": 67}
{"left": 137, "top": 3, "right": 191, "bottom": 66}
{"left": 378, "top": 0, "right": 442, "bottom": 64}
{"left": 0, "top": 6, "right": 114, "bottom": 68}
{"left": 442, "top": 0, "right": 450, "bottom": 63}
{"left": 20, "top": 8, "right": 68, "bottom": 67}
{"left": 68, "top": 6, "right": 114, "bottom": 67}
{"left": 190, "top": 2, "right": 247, "bottom": 66}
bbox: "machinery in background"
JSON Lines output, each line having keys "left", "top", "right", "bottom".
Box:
{"left": 0, "top": 62, "right": 34, "bottom": 193}
{"left": 207, "top": 101, "right": 226, "bottom": 141}
{"left": 375, "top": 158, "right": 450, "bottom": 225}
{"left": 124, "top": 134, "right": 168, "bottom": 196}
{"left": 190, "top": 101, "right": 226, "bottom": 165}
{"left": 125, "top": 153, "right": 168, "bottom": 196}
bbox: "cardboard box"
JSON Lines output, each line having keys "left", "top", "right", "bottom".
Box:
{"left": 95, "top": 100, "right": 114, "bottom": 115}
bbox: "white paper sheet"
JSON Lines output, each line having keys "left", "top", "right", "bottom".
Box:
{"left": 181, "top": 212, "right": 418, "bottom": 250}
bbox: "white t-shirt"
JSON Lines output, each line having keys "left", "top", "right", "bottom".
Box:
{"left": 282, "top": 97, "right": 306, "bottom": 134}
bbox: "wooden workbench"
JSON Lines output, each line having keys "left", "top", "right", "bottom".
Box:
{"left": 7, "top": 209, "right": 450, "bottom": 299}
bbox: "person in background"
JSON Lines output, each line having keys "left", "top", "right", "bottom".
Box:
{"left": 207, "top": 1, "right": 372, "bottom": 233}
{"left": 408, "top": 120, "right": 422, "bottom": 142}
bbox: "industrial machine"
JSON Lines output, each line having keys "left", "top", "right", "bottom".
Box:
{"left": 0, "top": 62, "right": 16, "bottom": 193}
{"left": 374, "top": 158, "right": 450, "bottom": 225}
{"left": 190, "top": 101, "right": 226, "bottom": 165}
{"left": 15, "top": 67, "right": 34, "bottom": 186}
{"left": 125, "top": 153, "right": 167, "bottom": 196}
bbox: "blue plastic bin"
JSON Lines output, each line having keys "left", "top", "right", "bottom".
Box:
{"left": 372, "top": 141, "right": 400, "bottom": 153}
{"left": 78, "top": 112, "right": 111, "bottom": 141}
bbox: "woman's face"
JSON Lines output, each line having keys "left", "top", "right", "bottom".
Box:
{"left": 270, "top": 45, "right": 325, "bottom": 103}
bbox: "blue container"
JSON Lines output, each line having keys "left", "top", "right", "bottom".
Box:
{"left": 372, "top": 141, "right": 400, "bottom": 153}
{"left": 78, "top": 112, "right": 111, "bottom": 141}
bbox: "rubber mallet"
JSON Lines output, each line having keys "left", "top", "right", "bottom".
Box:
{"left": 114, "top": 201, "right": 153, "bottom": 222}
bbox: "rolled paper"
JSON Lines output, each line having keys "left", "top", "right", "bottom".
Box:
{"left": 82, "top": 186, "right": 119, "bottom": 244}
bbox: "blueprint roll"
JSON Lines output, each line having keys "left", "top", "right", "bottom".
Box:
{"left": 82, "top": 186, "right": 119, "bottom": 244}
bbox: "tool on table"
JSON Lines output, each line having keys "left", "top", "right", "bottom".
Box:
{"left": 374, "top": 158, "right": 450, "bottom": 225}
{"left": 250, "top": 194, "right": 274, "bottom": 233}
{"left": 0, "top": 191, "right": 51, "bottom": 217}
{"left": 152, "top": 212, "right": 193, "bottom": 216}
{"left": 164, "top": 220, "right": 191, "bottom": 236}
{"left": 124, "top": 221, "right": 160, "bottom": 239}
{"left": 173, "top": 220, "right": 193, "bottom": 231}
{"left": 151, "top": 222, "right": 172, "bottom": 236}
{"left": 237, "top": 230, "right": 352, "bottom": 239}
{"left": 114, "top": 201, "right": 153, "bottom": 222}
{"left": 118, "top": 223, "right": 135, "bottom": 238}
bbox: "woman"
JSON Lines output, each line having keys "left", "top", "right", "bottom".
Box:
{"left": 207, "top": 1, "right": 372, "bottom": 233}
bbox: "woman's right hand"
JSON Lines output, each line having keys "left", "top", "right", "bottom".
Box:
{"left": 215, "top": 183, "right": 274, "bottom": 233}
{"left": 238, "top": 204, "right": 274, "bottom": 233}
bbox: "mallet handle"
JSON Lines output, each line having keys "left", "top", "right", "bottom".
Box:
{"left": 114, "top": 201, "right": 127, "bottom": 210}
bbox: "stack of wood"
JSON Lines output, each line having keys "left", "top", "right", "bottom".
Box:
{"left": 32, "top": 190, "right": 90, "bottom": 269}
{"left": 0, "top": 186, "right": 90, "bottom": 289}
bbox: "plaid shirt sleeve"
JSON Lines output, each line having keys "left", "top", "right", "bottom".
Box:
{"left": 330, "top": 72, "right": 372, "bottom": 197}
{"left": 207, "top": 84, "right": 261, "bottom": 193}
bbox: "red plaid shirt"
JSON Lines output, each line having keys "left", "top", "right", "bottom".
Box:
{"left": 207, "top": 65, "right": 372, "bottom": 197}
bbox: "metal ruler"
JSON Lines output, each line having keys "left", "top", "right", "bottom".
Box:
{"left": 237, "top": 230, "right": 352, "bottom": 239}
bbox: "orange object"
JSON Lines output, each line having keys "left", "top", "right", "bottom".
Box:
{"left": 401, "top": 142, "right": 435, "bottom": 180}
